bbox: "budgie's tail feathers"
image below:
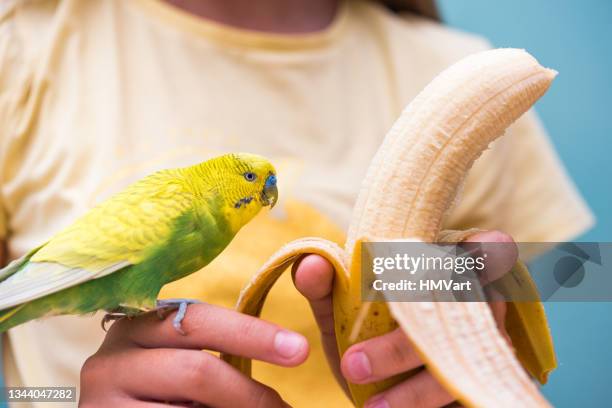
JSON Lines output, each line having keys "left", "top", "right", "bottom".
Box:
{"left": 0, "top": 248, "right": 42, "bottom": 332}
{"left": 0, "top": 256, "right": 130, "bottom": 311}
{"left": 0, "top": 244, "right": 45, "bottom": 282}
{"left": 0, "top": 302, "right": 43, "bottom": 333}
{"left": 0, "top": 304, "right": 25, "bottom": 326}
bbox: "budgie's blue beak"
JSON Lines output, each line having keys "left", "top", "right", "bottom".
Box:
{"left": 262, "top": 174, "right": 278, "bottom": 208}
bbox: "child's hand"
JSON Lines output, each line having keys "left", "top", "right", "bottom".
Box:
{"left": 293, "top": 231, "right": 517, "bottom": 408}
{"left": 80, "top": 303, "right": 306, "bottom": 407}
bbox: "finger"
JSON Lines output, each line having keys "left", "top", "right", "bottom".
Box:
{"left": 108, "top": 303, "right": 308, "bottom": 367}
{"left": 113, "top": 399, "right": 171, "bottom": 408}
{"left": 86, "top": 399, "right": 170, "bottom": 408}
{"left": 292, "top": 254, "right": 335, "bottom": 336}
{"left": 99, "top": 348, "right": 289, "bottom": 407}
{"left": 364, "top": 370, "right": 455, "bottom": 408}
{"left": 292, "top": 255, "right": 348, "bottom": 390}
{"left": 293, "top": 254, "right": 334, "bottom": 301}
{"left": 486, "top": 288, "right": 511, "bottom": 344}
{"left": 462, "top": 230, "right": 518, "bottom": 284}
{"left": 78, "top": 391, "right": 170, "bottom": 408}
{"left": 341, "top": 328, "right": 422, "bottom": 384}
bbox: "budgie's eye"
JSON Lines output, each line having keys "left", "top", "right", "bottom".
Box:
{"left": 244, "top": 172, "right": 257, "bottom": 182}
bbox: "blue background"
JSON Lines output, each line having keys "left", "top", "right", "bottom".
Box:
{"left": 438, "top": 1, "right": 612, "bottom": 406}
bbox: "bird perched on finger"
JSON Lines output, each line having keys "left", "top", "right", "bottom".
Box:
{"left": 0, "top": 153, "right": 278, "bottom": 333}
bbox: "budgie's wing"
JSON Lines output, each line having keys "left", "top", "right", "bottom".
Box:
{"left": 0, "top": 171, "right": 197, "bottom": 310}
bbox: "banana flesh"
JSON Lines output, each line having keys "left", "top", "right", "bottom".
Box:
{"left": 222, "top": 49, "right": 557, "bottom": 407}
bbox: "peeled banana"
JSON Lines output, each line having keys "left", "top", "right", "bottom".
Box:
{"left": 222, "top": 49, "right": 557, "bottom": 407}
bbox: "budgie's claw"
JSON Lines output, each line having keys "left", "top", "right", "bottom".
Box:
{"left": 101, "top": 312, "right": 127, "bottom": 332}
{"left": 155, "top": 298, "right": 202, "bottom": 335}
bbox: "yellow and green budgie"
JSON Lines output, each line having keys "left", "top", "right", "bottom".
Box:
{"left": 0, "top": 153, "right": 278, "bottom": 332}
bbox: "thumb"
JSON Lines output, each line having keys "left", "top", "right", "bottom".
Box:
{"left": 292, "top": 255, "right": 334, "bottom": 302}
{"left": 292, "top": 255, "right": 335, "bottom": 336}
{"left": 292, "top": 255, "right": 348, "bottom": 391}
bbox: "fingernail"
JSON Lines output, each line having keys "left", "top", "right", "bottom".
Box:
{"left": 346, "top": 351, "right": 372, "bottom": 381}
{"left": 365, "top": 395, "right": 389, "bottom": 408}
{"left": 274, "top": 331, "right": 305, "bottom": 359}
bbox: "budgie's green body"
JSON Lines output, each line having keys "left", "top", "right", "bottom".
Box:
{"left": 0, "top": 153, "right": 278, "bottom": 331}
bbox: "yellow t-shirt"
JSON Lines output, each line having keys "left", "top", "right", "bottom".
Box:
{"left": 0, "top": 0, "right": 593, "bottom": 406}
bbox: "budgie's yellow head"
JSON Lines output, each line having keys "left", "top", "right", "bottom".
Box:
{"left": 191, "top": 153, "right": 278, "bottom": 232}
